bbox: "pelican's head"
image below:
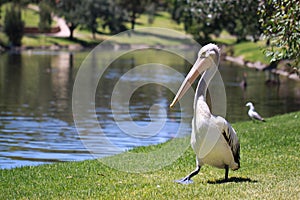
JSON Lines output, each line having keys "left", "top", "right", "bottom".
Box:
{"left": 170, "top": 43, "right": 220, "bottom": 108}
{"left": 245, "top": 102, "right": 253, "bottom": 107}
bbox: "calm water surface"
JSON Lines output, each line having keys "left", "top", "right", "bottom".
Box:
{"left": 0, "top": 49, "right": 299, "bottom": 169}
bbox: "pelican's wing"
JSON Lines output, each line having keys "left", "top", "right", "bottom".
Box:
{"left": 216, "top": 117, "right": 240, "bottom": 167}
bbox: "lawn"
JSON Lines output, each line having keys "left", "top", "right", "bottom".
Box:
{"left": 1, "top": 111, "right": 299, "bottom": 199}
{"left": 21, "top": 11, "right": 188, "bottom": 48}
{"left": 74, "top": 11, "right": 188, "bottom": 47}
{"left": 132, "top": 11, "right": 185, "bottom": 31}
{"left": 213, "top": 31, "right": 270, "bottom": 64}
{"left": 231, "top": 41, "right": 270, "bottom": 64}
{"left": 1, "top": 3, "right": 40, "bottom": 27}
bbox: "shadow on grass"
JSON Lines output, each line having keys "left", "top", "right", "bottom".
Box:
{"left": 131, "top": 30, "right": 195, "bottom": 45}
{"left": 207, "top": 177, "right": 257, "bottom": 184}
{"left": 25, "top": 35, "right": 102, "bottom": 47}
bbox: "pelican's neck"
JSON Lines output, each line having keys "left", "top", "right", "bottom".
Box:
{"left": 193, "top": 64, "right": 218, "bottom": 109}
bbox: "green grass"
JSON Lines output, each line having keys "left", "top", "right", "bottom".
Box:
{"left": 0, "top": 5, "right": 192, "bottom": 48}
{"left": 212, "top": 31, "right": 270, "bottom": 64}
{"left": 18, "top": 10, "right": 188, "bottom": 48}
{"left": 98, "top": 28, "right": 194, "bottom": 47}
{"left": 133, "top": 12, "right": 185, "bottom": 31}
{"left": 231, "top": 41, "right": 270, "bottom": 64}
{"left": 21, "top": 6, "right": 40, "bottom": 27}
{"left": 212, "top": 30, "right": 237, "bottom": 45}
{"left": 21, "top": 35, "right": 100, "bottom": 47}
{"left": 1, "top": 3, "right": 58, "bottom": 28}
{"left": 1, "top": 3, "right": 39, "bottom": 27}
{"left": 1, "top": 112, "right": 299, "bottom": 199}
{"left": 92, "top": 11, "right": 189, "bottom": 46}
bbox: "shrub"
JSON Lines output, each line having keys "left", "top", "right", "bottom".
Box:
{"left": 4, "top": 5, "right": 24, "bottom": 47}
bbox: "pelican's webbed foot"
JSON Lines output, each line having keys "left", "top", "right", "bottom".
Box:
{"left": 175, "top": 165, "right": 201, "bottom": 184}
{"left": 175, "top": 177, "right": 194, "bottom": 184}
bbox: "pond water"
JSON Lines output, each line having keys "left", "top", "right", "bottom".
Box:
{"left": 0, "top": 49, "right": 300, "bottom": 169}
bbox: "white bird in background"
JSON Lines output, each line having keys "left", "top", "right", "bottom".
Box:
{"left": 246, "top": 102, "right": 265, "bottom": 122}
{"left": 170, "top": 44, "right": 240, "bottom": 184}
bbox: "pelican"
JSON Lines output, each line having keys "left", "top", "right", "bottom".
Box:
{"left": 170, "top": 43, "right": 240, "bottom": 184}
{"left": 246, "top": 102, "right": 265, "bottom": 122}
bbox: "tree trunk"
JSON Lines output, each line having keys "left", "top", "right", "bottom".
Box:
{"left": 131, "top": 12, "right": 136, "bottom": 30}
{"left": 68, "top": 24, "right": 76, "bottom": 40}
{"left": 69, "top": 28, "right": 74, "bottom": 40}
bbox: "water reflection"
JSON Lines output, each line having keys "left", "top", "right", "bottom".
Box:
{"left": 0, "top": 51, "right": 88, "bottom": 169}
{"left": 0, "top": 49, "right": 299, "bottom": 169}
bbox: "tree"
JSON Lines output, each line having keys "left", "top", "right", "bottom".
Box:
{"left": 116, "top": 0, "right": 158, "bottom": 30}
{"left": 80, "top": 0, "right": 102, "bottom": 39}
{"left": 220, "top": 0, "right": 261, "bottom": 42}
{"left": 55, "top": 0, "right": 82, "bottom": 39}
{"left": 101, "top": 0, "right": 127, "bottom": 34}
{"left": 170, "top": 0, "right": 223, "bottom": 43}
{"left": 169, "top": 0, "right": 262, "bottom": 44}
{"left": 3, "top": 4, "right": 24, "bottom": 46}
{"left": 259, "top": 0, "right": 300, "bottom": 69}
{"left": 80, "top": 0, "right": 126, "bottom": 38}
{"left": 38, "top": 0, "right": 52, "bottom": 32}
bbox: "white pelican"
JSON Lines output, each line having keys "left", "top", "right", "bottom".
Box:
{"left": 246, "top": 102, "right": 265, "bottom": 122}
{"left": 170, "top": 43, "right": 240, "bottom": 184}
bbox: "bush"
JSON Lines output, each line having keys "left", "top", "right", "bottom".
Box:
{"left": 4, "top": 5, "right": 24, "bottom": 47}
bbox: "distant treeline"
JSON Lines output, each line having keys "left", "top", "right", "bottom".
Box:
{"left": 1, "top": 0, "right": 299, "bottom": 69}
{"left": 0, "top": 0, "right": 263, "bottom": 43}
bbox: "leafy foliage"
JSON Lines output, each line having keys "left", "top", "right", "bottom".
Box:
{"left": 258, "top": 0, "right": 300, "bottom": 69}
{"left": 116, "top": 0, "right": 159, "bottom": 30}
{"left": 80, "top": 0, "right": 107, "bottom": 38}
{"left": 169, "top": 0, "right": 262, "bottom": 44}
{"left": 3, "top": 4, "right": 24, "bottom": 46}
{"left": 38, "top": 1, "right": 52, "bottom": 32}
{"left": 169, "top": 0, "right": 222, "bottom": 43}
{"left": 53, "top": 0, "right": 128, "bottom": 38}
{"left": 221, "top": 0, "right": 261, "bottom": 42}
{"left": 54, "top": 0, "right": 82, "bottom": 39}
{"left": 101, "top": 0, "right": 127, "bottom": 34}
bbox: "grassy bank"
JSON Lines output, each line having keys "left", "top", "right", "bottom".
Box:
{"left": 1, "top": 111, "right": 299, "bottom": 199}
{"left": 0, "top": 3, "right": 269, "bottom": 65}
{"left": 213, "top": 31, "right": 270, "bottom": 64}
{"left": 231, "top": 41, "right": 270, "bottom": 64}
{"left": 0, "top": 3, "right": 187, "bottom": 48}
{"left": 0, "top": 3, "right": 41, "bottom": 27}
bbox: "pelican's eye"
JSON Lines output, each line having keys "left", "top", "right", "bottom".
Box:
{"left": 208, "top": 49, "right": 217, "bottom": 56}
{"left": 199, "top": 51, "right": 207, "bottom": 58}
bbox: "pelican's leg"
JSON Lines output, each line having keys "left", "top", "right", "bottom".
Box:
{"left": 224, "top": 165, "right": 229, "bottom": 181}
{"left": 175, "top": 165, "right": 201, "bottom": 184}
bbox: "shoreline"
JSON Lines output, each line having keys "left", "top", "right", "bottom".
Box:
{"left": 224, "top": 55, "right": 300, "bottom": 81}
{"left": 1, "top": 42, "right": 299, "bottom": 81}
